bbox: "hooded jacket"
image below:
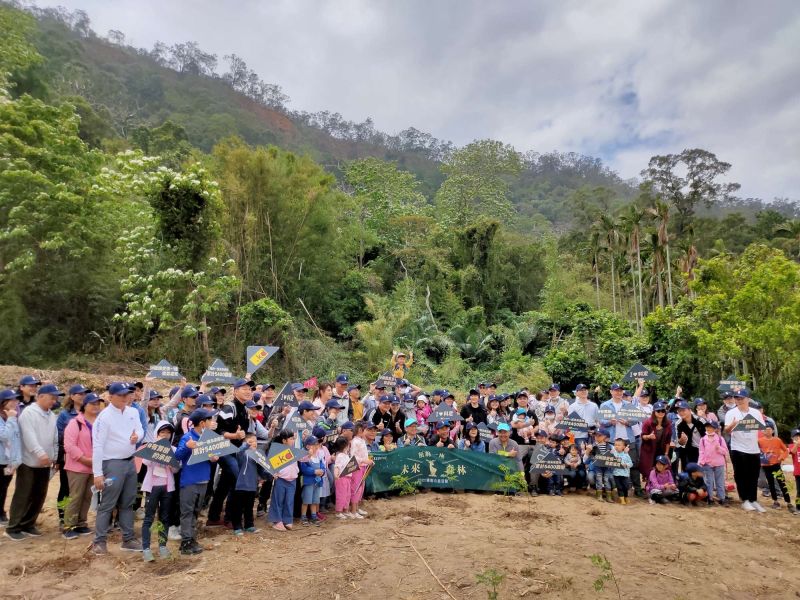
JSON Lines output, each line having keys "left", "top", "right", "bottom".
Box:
{"left": 175, "top": 428, "right": 211, "bottom": 487}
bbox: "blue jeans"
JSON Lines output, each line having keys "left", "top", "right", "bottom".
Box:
{"left": 703, "top": 465, "right": 726, "bottom": 501}
{"left": 301, "top": 484, "right": 321, "bottom": 505}
{"left": 268, "top": 477, "right": 296, "bottom": 525}
{"left": 593, "top": 467, "right": 613, "bottom": 491}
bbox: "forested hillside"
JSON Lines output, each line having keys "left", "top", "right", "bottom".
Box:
{"left": 1, "top": 2, "right": 799, "bottom": 430}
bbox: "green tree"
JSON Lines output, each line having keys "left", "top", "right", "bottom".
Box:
{"left": 0, "top": 5, "right": 43, "bottom": 96}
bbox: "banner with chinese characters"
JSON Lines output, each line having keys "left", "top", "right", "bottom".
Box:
{"left": 367, "top": 446, "right": 517, "bottom": 492}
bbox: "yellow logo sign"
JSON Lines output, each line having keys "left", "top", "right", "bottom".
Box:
{"left": 269, "top": 448, "right": 294, "bottom": 469}
{"left": 250, "top": 348, "right": 269, "bottom": 366}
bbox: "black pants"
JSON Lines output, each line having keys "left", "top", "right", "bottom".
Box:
{"left": 614, "top": 476, "right": 630, "bottom": 498}
{"left": 8, "top": 465, "right": 51, "bottom": 533}
{"left": 57, "top": 464, "right": 69, "bottom": 523}
{"left": 763, "top": 464, "right": 790, "bottom": 503}
{"left": 142, "top": 485, "right": 172, "bottom": 549}
{"left": 208, "top": 454, "right": 238, "bottom": 522}
{"left": 730, "top": 450, "right": 760, "bottom": 503}
{"left": 229, "top": 490, "right": 256, "bottom": 530}
{"left": 133, "top": 463, "right": 147, "bottom": 511}
{"left": 203, "top": 460, "right": 218, "bottom": 507}
{"left": 0, "top": 465, "right": 13, "bottom": 517}
{"left": 258, "top": 473, "right": 273, "bottom": 509}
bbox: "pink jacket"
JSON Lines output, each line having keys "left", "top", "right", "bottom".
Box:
{"left": 415, "top": 404, "right": 432, "bottom": 426}
{"left": 646, "top": 468, "right": 675, "bottom": 494}
{"left": 63, "top": 413, "right": 94, "bottom": 474}
{"left": 698, "top": 433, "right": 729, "bottom": 468}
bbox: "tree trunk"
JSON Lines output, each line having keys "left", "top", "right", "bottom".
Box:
{"left": 629, "top": 254, "right": 640, "bottom": 331}
{"left": 610, "top": 256, "right": 617, "bottom": 313}
{"left": 636, "top": 242, "right": 645, "bottom": 322}
{"left": 665, "top": 242, "right": 674, "bottom": 307}
{"left": 594, "top": 252, "right": 601, "bottom": 309}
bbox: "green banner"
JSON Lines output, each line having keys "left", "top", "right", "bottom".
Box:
{"left": 368, "top": 447, "right": 518, "bottom": 492}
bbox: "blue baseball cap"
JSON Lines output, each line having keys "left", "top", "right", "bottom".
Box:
{"left": 210, "top": 386, "right": 227, "bottom": 395}
{"left": 380, "top": 428, "right": 393, "bottom": 437}
{"left": 373, "top": 382, "right": 387, "bottom": 390}
{"left": 610, "top": 383, "right": 623, "bottom": 391}
{"left": 106, "top": 382, "right": 131, "bottom": 397}
{"left": 397, "top": 378, "right": 409, "bottom": 387}
{"left": 549, "top": 383, "right": 560, "bottom": 391}
{"left": 497, "top": 423, "right": 511, "bottom": 432}
{"left": 304, "top": 435, "right": 320, "bottom": 447}
{"left": 347, "top": 384, "right": 361, "bottom": 392}
{"left": 515, "top": 390, "right": 528, "bottom": 398}
{"left": 596, "top": 428, "right": 611, "bottom": 438}
{"left": 18, "top": 375, "right": 41, "bottom": 386}
{"left": 390, "top": 396, "right": 401, "bottom": 405}
{"left": 535, "top": 429, "right": 548, "bottom": 438}
{"left": 261, "top": 383, "right": 275, "bottom": 390}
{"left": 516, "top": 407, "right": 527, "bottom": 415}
{"left": 335, "top": 374, "right": 349, "bottom": 384}
{"left": 674, "top": 400, "right": 691, "bottom": 410}
{"left": 640, "top": 388, "right": 651, "bottom": 397}
{"left": 653, "top": 401, "right": 667, "bottom": 411}
{"left": 312, "top": 426, "right": 327, "bottom": 439}
{"left": 68, "top": 384, "right": 90, "bottom": 395}
{"left": 693, "top": 398, "right": 706, "bottom": 406}
{"left": 544, "top": 406, "right": 555, "bottom": 414}
{"left": 464, "top": 422, "right": 477, "bottom": 431}
{"left": 83, "top": 392, "right": 102, "bottom": 405}
{"left": 574, "top": 384, "right": 588, "bottom": 392}
{"left": 404, "top": 417, "right": 417, "bottom": 428}
{"left": 325, "top": 399, "right": 344, "bottom": 410}
{"left": 147, "top": 390, "right": 163, "bottom": 400}
{"left": 436, "top": 420, "right": 451, "bottom": 429}
{"left": 441, "top": 390, "right": 455, "bottom": 400}
{"left": 655, "top": 455, "right": 670, "bottom": 466}
{"left": 297, "top": 401, "right": 316, "bottom": 412}
{"left": 733, "top": 388, "right": 749, "bottom": 398}
{"left": 181, "top": 385, "right": 200, "bottom": 399}
{"left": 468, "top": 388, "right": 480, "bottom": 396}
{"left": 291, "top": 383, "right": 308, "bottom": 392}
{"left": 364, "top": 421, "right": 378, "bottom": 429}
{"left": 233, "top": 378, "right": 255, "bottom": 389}
{"left": 705, "top": 420, "right": 720, "bottom": 429}
{"left": 432, "top": 389, "right": 443, "bottom": 396}
{"left": 0, "top": 389, "right": 22, "bottom": 402}
{"left": 169, "top": 386, "right": 180, "bottom": 398}
{"left": 378, "top": 395, "right": 391, "bottom": 404}
{"left": 189, "top": 408, "right": 215, "bottom": 424}
{"left": 243, "top": 399, "right": 259, "bottom": 409}
{"left": 341, "top": 421, "right": 355, "bottom": 431}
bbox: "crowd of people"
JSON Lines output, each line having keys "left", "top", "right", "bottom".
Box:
{"left": 0, "top": 370, "right": 798, "bottom": 562}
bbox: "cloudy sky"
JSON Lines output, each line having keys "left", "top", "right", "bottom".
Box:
{"left": 38, "top": 0, "right": 800, "bottom": 200}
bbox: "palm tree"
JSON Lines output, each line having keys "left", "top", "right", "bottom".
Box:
{"left": 645, "top": 230, "right": 666, "bottom": 308}
{"left": 589, "top": 224, "right": 604, "bottom": 309}
{"left": 773, "top": 220, "right": 800, "bottom": 259}
{"left": 600, "top": 215, "right": 622, "bottom": 314}
{"left": 620, "top": 205, "right": 646, "bottom": 329}
{"left": 648, "top": 201, "right": 674, "bottom": 306}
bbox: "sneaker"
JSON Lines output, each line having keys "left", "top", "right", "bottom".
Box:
{"left": 529, "top": 490, "right": 538, "bottom": 497}
{"left": 272, "top": 522, "right": 287, "bottom": 531}
{"left": 719, "top": 498, "right": 730, "bottom": 507}
{"left": 0, "top": 513, "right": 8, "bottom": 526}
{"left": 336, "top": 512, "right": 349, "bottom": 520}
{"left": 74, "top": 526, "right": 92, "bottom": 536}
{"left": 233, "top": 529, "right": 244, "bottom": 536}
{"left": 762, "top": 488, "right": 771, "bottom": 497}
{"left": 189, "top": 539, "right": 203, "bottom": 553}
{"left": 357, "top": 509, "right": 368, "bottom": 516}
{"left": 120, "top": 538, "right": 143, "bottom": 551}
{"left": 316, "top": 512, "right": 327, "bottom": 521}
{"left": 742, "top": 500, "right": 755, "bottom": 511}
{"left": 311, "top": 518, "right": 321, "bottom": 527}
{"left": 5, "top": 530, "right": 26, "bottom": 541}
{"left": 205, "top": 519, "right": 225, "bottom": 528}
{"left": 752, "top": 501, "right": 767, "bottom": 513}
{"left": 256, "top": 507, "right": 266, "bottom": 518}
{"left": 244, "top": 527, "right": 260, "bottom": 534}
{"left": 135, "top": 507, "right": 145, "bottom": 520}
{"left": 62, "top": 529, "right": 80, "bottom": 540}
{"left": 168, "top": 526, "right": 181, "bottom": 541}
{"left": 350, "top": 512, "right": 364, "bottom": 520}
{"left": 548, "top": 490, "right": 555, "bottom": 496}
{"left": 301, "top": 518, "right": 310, "bottom": 527}
{"left": 159, "top": 546, "right": 171, "bottom": 558}
{"left": 772, "top": 501, "right": 781, "bottom": 509}
{"left": 179, "top": 541, "right": 195, "bottom": 555}
{"left": 142, "top": 549, "right": 155, "bottom": 562}
{"left": 91, "top": 541, "right": 108, "bottom": 555}
{"left": 648, "top": 499, "right": 656, "bottom": 505}
{"left": 284, "top": 523, "right": 293, "bottom": 530}
{"left": 23, "top": 526, "right": 43, "bottom": 537}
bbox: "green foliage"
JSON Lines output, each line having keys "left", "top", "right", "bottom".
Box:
{"left": 475, "top": 568, "right": 505, "bottom": 600}
{"left": 589, "top": 554, "right": 621, "bottom": 598}
{"left": 491, "top": 464, "right": 527, "bottom": 496}
{"left": 389, "top": 473, "right": 419, "bottom": 496}
{"left": 237, "top": 297, "right": 294, "bottom": 344}
{"left": 56, "top": 495, "right": 71, "bottom": 511}
{"left": 0, "top": 4, "right": 42, "bottom": 96}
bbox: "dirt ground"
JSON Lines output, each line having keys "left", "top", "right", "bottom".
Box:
{"left": 1, "top": 364, "right": 799, "bottom": 599}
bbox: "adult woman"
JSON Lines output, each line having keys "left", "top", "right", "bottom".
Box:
{"left": 62, "top": 392, "right": 103, "bottom": 538}
{"left": 457, "top": 423, "right": 486, "bottom": 452}
{"left": 56, "top": 385, "right": 89, "bottom": 525}
{"left": 486, "top": 396, "right": 505, "bottom": 427}
{"left": 312, "top": 383, "right": 333, "bottom": 416}
{"left": 639, "top": 401, "right": 673, "bottom": 482}
{"left": 693, "top": 398, "right": 717, "bottom": 425}
{"left": 0, "top": 390, "right": 22, "bottom": 524}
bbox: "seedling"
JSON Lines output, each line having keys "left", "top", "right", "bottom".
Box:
{"left": 476, "top": 568, "right": 505, "bottom": 600}
{"left": 590, "top": 554, "right": 621, "bottom": 599}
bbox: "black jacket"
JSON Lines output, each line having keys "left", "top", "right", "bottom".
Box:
{"left": 217, "top": 399, "right": 250, "bottom": 447}
{"left": 460, "top": 403, "right": 488, "bottom": 424}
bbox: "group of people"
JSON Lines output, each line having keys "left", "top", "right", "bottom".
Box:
{"left": 1, "top": 371, "right": 798, "bottom": 563}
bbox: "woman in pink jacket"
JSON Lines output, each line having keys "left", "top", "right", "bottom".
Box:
{"left": 698, "top": 420, "right": 729, "bottom": 505}
{"left": 62, "top": 393, "right": 104, "bottom": 538}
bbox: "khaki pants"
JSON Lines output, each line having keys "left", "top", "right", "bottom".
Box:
{"left": 65, "top": 470, "right": 93, "bottom": 530}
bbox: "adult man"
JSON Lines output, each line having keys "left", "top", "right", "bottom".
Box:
{"left": 91, "top": 382, "right": 144, "bottom": 554}
{"left": 332, "top": 374, "right": 351, "bottom": 425}
{"left": 348, "top": 384, "right": 364, "bottom": 422}
{"left": 427, "top": 421, "right": 455, "bottom": 448}
{"left": 569, "top": 384, "right": 598, "bottom": 451}
{"left": 489, "top": 423, "right": 523, "bottom": 472}
{"left": 388, "top": 396, "right": 406, "bottom": 437}
{"left": 16, "top": 375, "right": 40, "bottom": 412}
{"left": 460, "top": 389, "right": 488, "bottom": 424}
{"left": 371, "top": 395, "right": 393, "bottom": 431}
{"left": 207, "top": 378, "right": 252, "bottom": 527}
{"left": 599, "top": 383, "right": 642, "bottom": 496}
{"left": 398, "top": 418, "right": 426, "bottom": 447}
{"left": 5, "top": 383, "right": 61, "bottom": 541}
{"left": 724, "top": 389, "right": 767, "bottom": 512}
{"left": 547, "top": 384, "right": 570, "bottom": 418}
{"left": 364, "top": 422, "right": 381, "bottom": 453}
{"left": 717, "top": 391, "right": 737, "bottom": 445}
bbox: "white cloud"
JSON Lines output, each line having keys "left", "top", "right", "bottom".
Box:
{"left": 35, "top": 0, "right": 800, "bottom": 199}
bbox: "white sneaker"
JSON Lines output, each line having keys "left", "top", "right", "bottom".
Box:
{"left": 350, "top": 512, "right": 364, "bottom": 520}
{"left": 751, "top": 501, "right": 767, "bottom": 513}
{"left": 742, "top": 500, "right": 755, "bottom": 511}
{"left": 357, "top": 509, "right": 368, "bottom": 516}
{"left": 168, "top": 526, "right": 181, "bottom": 540}
{"left": 335, "top": 513, "right": 348, "bottom": 520}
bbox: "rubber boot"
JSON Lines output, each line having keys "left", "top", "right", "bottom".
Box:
{"left": 607, "top": 490, "right": 617, "bottom": 503}
{"left": 596, "top": 489, "right": 603, "bottom": 501}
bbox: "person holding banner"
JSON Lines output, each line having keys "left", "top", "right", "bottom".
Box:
{"left": 140, "top": 421, "right": 177, "bottom": 561}
{"left": 723, "top": 389, "right": 767, "bottom": 512}
{"left": 569, "top": 384, "right": 598, "bottom": 452}
{"left": 457, "top": 423, "right": 486, "bottom": 452}
{"left": 488, "top": 423, "right": 522, "bottom": 472}
{"left": 231, "top": 432, "right": 270, "bottom": 535}
{"left": 268, "top": 430, "right": 300, "bottom": 531}
{"left": 397, "top": 418, "right": 426, "bottom": 447}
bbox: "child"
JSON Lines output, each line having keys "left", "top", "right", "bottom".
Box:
{"left": 312, "top": 426, "right": 333, "bottom": 516}
{"left": 415, "top": 396, "right": 431, "bottom": 433}
{"left": 563, "top": 444, "right": 586, "bottom": 492}
{"left": 0, "top": 390, "right": 21, "bottom": 524}
{"left": 174, "top": 409, "right": 219, "bottom": 556}
{"left": 698, "top": 420, "right": 729, "bottom": 506}
{"left": 647, "top": 455, "right": 678, "bottom": 504}
{"left": 140, "top": 421, "right": 178, "bottom": 561}
{"left": 788, "top": 428, "right": 800, "bottom": 516}
{"left": 349, "top": 422, "right": 373, "bottom": 519}
{"left": 677, "top": 463, "right": 709, "bottom": 506}
{"left": 268, "top": 430, "right": 299, "bottom": 531}
{"left": 299, "top": 435, "right": 325, "bottom": 526}
{"left": 758, "top": 424, "right": 795, "bottom": 513}
{"left": 380, "top": 429, "right": 397, "bottom": 452}
{"left": 541, "top": 406, "right": 558, "bottom": 435}
{"left": 611, "top": 438, "right": 634, "bottom": 504}
{"left": 512, "top": 408, "right": 535, "bottom": 443}
{"left": 332, "top": 437, "right": 353, "bottom": 520}
{"left": 231, "top": 432, "right": 269, "bottom": 536}
{"left": 585, "top": 428, "right": 614, "bottom": 502}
